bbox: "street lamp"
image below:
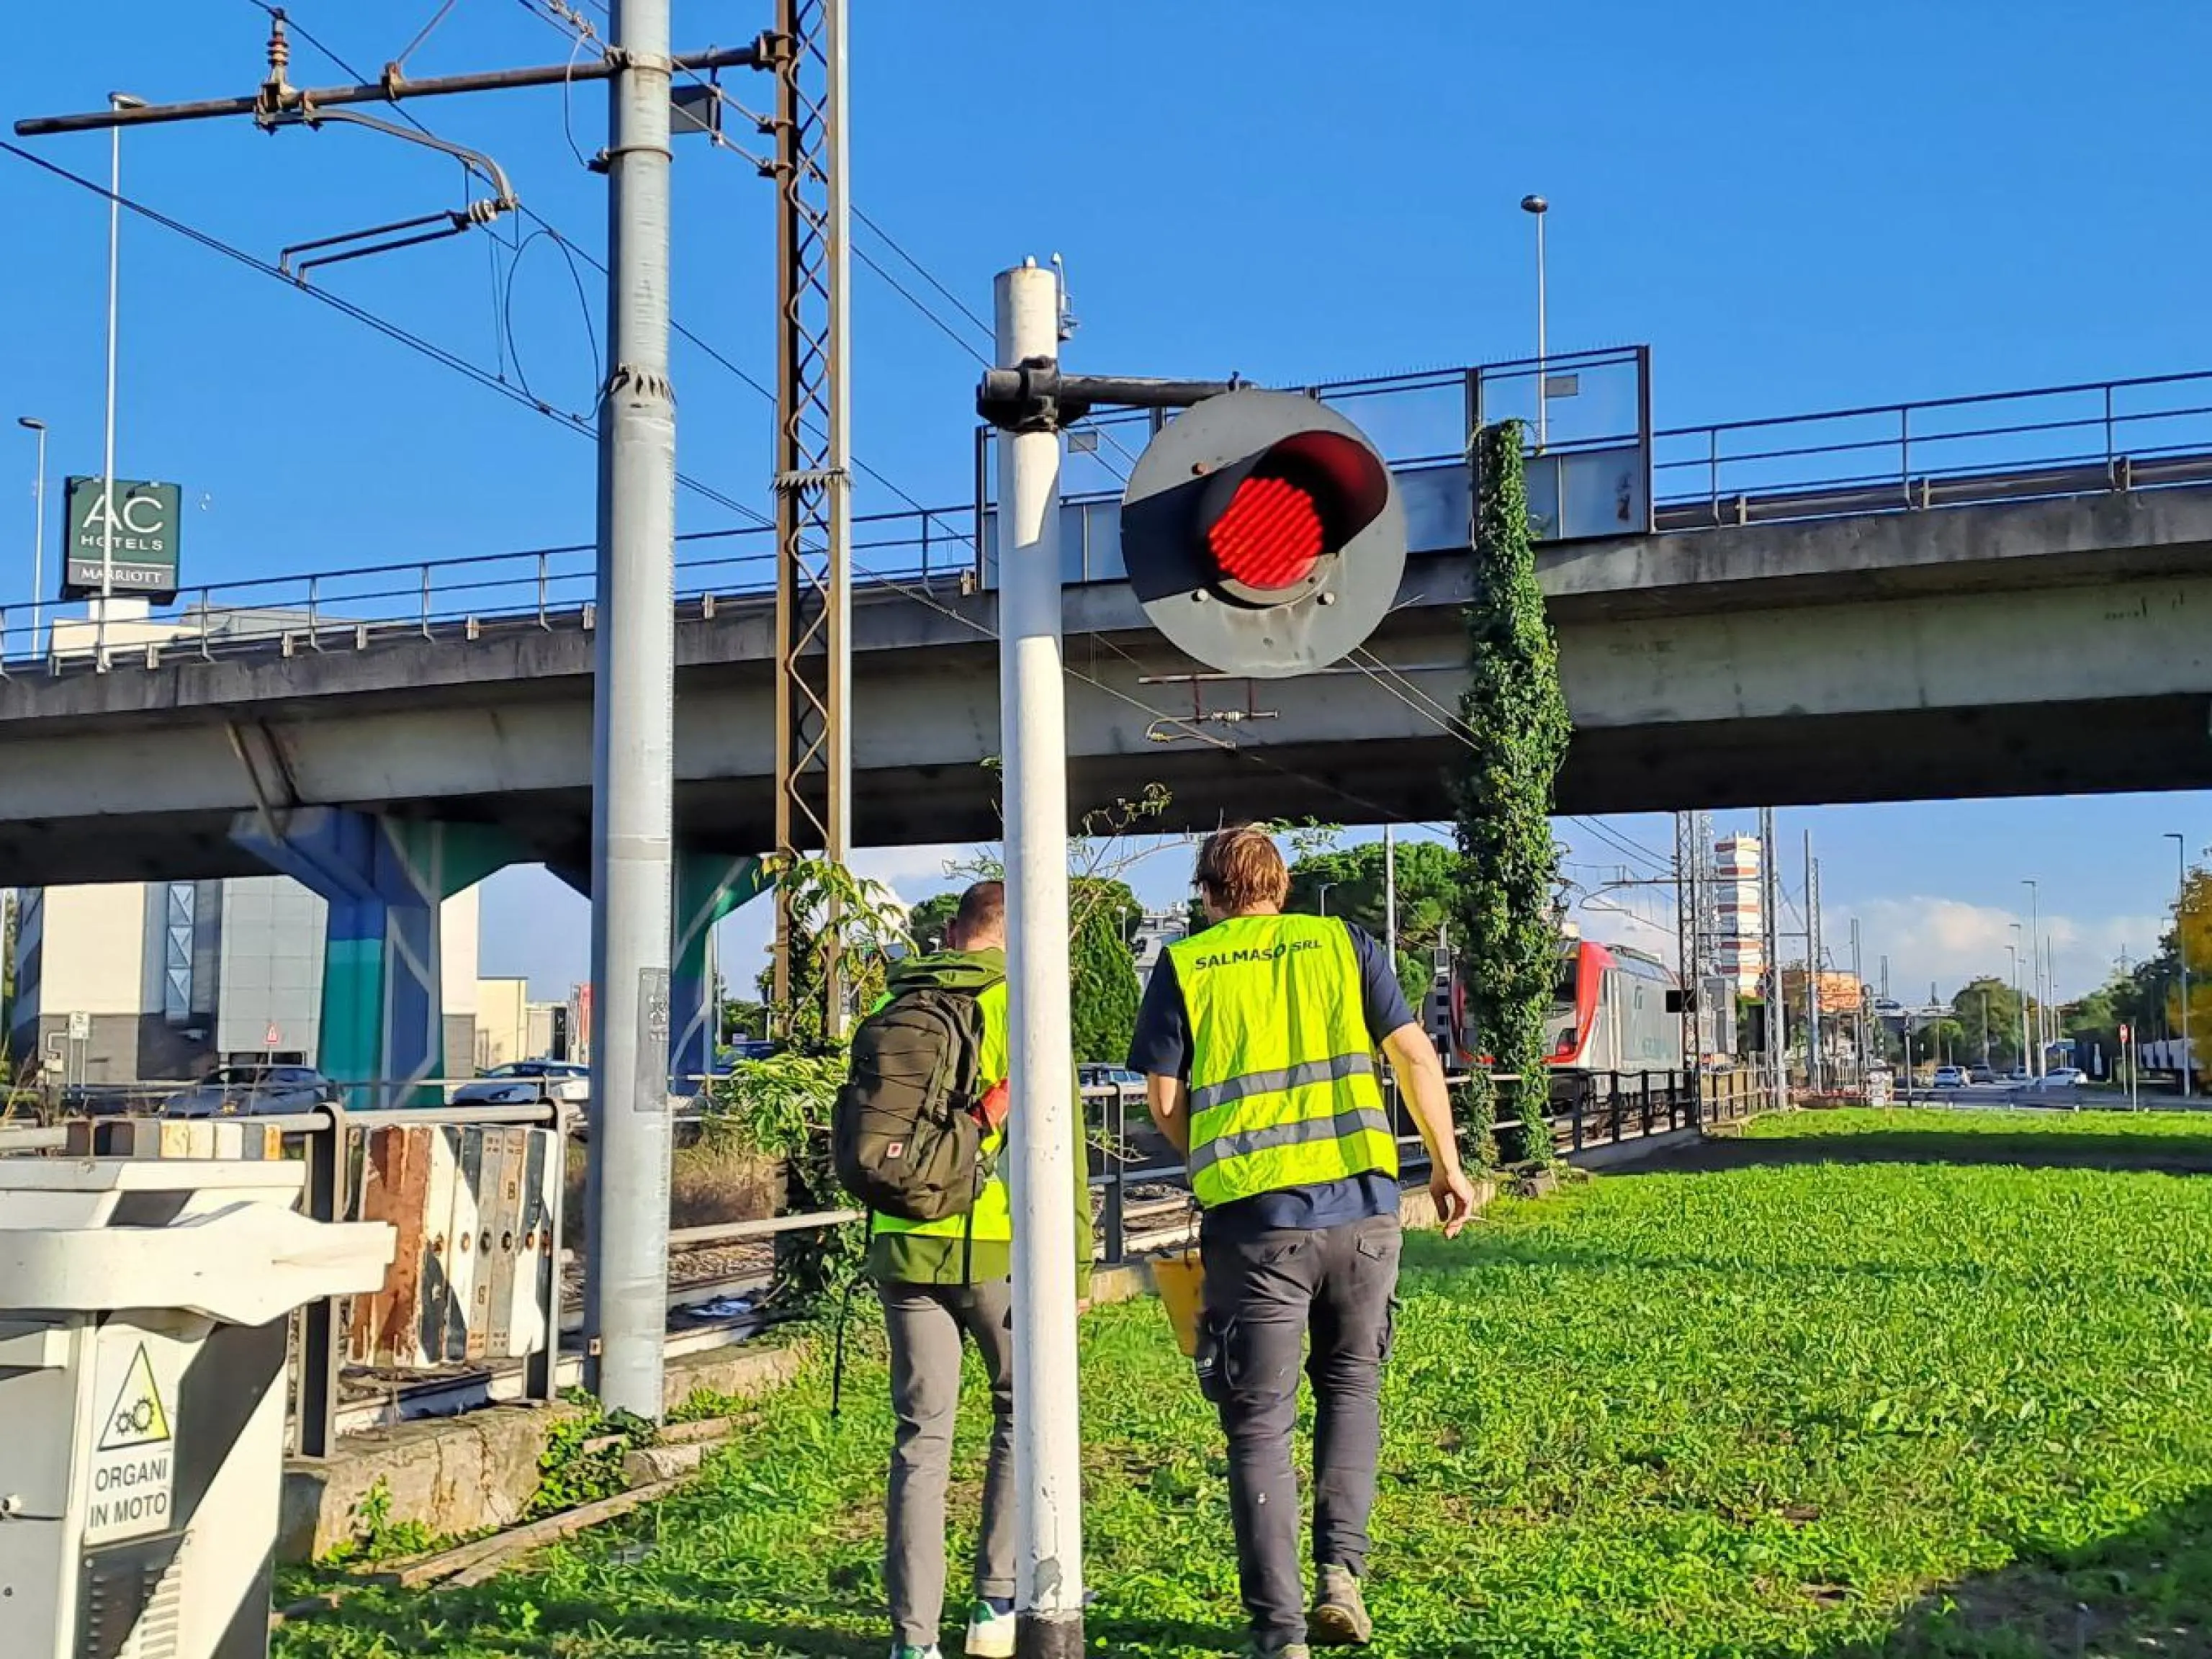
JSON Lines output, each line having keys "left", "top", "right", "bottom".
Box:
{"left": 1521, "top": 193, "right": 1549, "bottom": 450}
{"left": 95, "top": 91, "right": 148, "bottom": 672}
{"left": 2022, "top": 879, "right": 2043, "bottom": 1076}
{"left": 1317, "top": 881, "right": 1340, "bottom": 919}
{"left": 2167, "top": 832, "right": 2193, "bottom": 1097}
{"left": 15, "top": 417, "right": 45, "bottom": 660}
{"left": 2008, "top": 935, "right": 2029, "bottom": 1077}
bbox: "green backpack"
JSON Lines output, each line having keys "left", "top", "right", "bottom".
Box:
{"left": 832, "top": 978, "right": 999, "bottom": 1223}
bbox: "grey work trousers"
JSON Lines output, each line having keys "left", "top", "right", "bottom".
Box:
{"left": 1201, "top": 1213, "right": 1403, "bottom": 1647}
{"left": 880, "top": 1277, "right": 1017, "bottom": 1647}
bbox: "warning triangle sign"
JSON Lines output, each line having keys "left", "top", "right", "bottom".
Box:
{"left": 97, "top": 1344, "right": 172, "bottom": 1452}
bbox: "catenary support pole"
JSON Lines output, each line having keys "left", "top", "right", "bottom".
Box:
{"left": 1760, "top": 806, "right": 1786, "bottom": 1107}
{"left": 1803, "top": 832, "right": 1822, "bottom": 1095}
{"left": 2172, "top": 833, "right": 2195, "bottom": 1097}
{"left": 1383, "top": 824, "right": 1398, "bottom": 973}
{"left": 994, "top": 258, "right": 1086, "bottom": 1659}
{"left": 584, "top": 0, "right": 678, "bottom": 1420}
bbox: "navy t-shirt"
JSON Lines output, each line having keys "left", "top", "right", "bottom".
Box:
{"left": 1128, "top": 917, "right": 1416, "bottom": 1238}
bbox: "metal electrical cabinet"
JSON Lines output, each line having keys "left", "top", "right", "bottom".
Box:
{"left": 345, "top": 1124, "right": 561, "bottom": 1368}
{"left": 0, "top": 1159, "right": 393, "bottom": 1659}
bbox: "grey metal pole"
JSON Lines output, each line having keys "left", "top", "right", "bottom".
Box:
{"left": 1521, "top": 193, "right": 1548, "bottom": 450}
{"left": 1803, "top": 832, "right": 1821, "bottom": 1094}
{"left": 995, "top": 258, "right": 1086, "bottom": 1657}
{"left": 2023, "top": 878, "right": 2042, "bottom": 1076}
{"left": 2170, "top": 832, "right": 2193, "bottom": 1098}
{"left": 1383, "top": 824, "right": 1398, "bottom": 976}
{"left": 1761, "top": 808, "right": 1786, "bottom": 1107}
{"left": 1851, "top": 916, "right": 1865, "bottom": 1085}
{"left": 97, "top": 94, "right": 142, "bottom": 670}
{"left": 584, "top": 0, "right": 678, "bottom": 1421}
{"left": 16, "top": 418, "right": 44, "bottom": 658}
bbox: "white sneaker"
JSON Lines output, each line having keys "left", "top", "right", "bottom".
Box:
{"left": 964, "top": 1600, "right": 1017, "bottom": 1659}
{"left": 890, "top": 1645, "right": 942, "bottom": 1659}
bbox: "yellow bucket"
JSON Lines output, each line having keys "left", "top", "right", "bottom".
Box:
{"left": 1151, "top": 1249, "right": 1207, "bottom": 1357}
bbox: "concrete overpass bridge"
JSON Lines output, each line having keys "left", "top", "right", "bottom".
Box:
{"left": 4, "top": 353, "right": 2209, "bottom": 1082}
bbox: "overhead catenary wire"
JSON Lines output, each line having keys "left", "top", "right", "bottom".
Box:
{"left": 0, "top": 138, "right": 772, "bottom": 530}
{"left": 233, "top": 0, "right": 968, "bottom": 539}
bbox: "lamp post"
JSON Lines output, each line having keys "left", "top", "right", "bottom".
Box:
{"left": 2022, "top": 880, "right": 2043, "bottom": 1076}
{"left": 1521, "top": 193, "right": 1548, "bottom": 450}
{"left": 2008, "top": 937, "right": 2028, "bottom": 1079}
{"left": 15, "top": 417, "right": 45, "bottom": 660}
{"left": 1317, "top": 881, "right": 1339, "bottom": 920}
{"left": 2170, "top": 832, "right": 2193, "bottom": 1097}
{"left": 96, "top": 91, "right": 148, "bottom": 670}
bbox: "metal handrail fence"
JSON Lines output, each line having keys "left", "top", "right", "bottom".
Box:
{"left": 1654, "top": 365, "right": 2212, "bottom": 530}
{"left": 0, "top": 348, "right": 1649, "bottom": 673}
{"left": 9, "top": 359, "right": 2212, "bottom": 675}
{"left": 1086, "top": 1067, "right": 1777, "bottom": 1267}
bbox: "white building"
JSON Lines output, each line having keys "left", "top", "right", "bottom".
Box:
{"left": 8, "top": 876, "right": 481, "bottom": 1086}
{"left": 1712, "top": 834, "right": 1766, "bottom": 997}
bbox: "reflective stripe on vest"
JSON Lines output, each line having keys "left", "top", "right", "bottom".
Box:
{"left": 1167, "top": 913, "right": 1397, "bottom": 1208}
{"left": 871, "top": 979, "right": 1015, "bottom": 1244}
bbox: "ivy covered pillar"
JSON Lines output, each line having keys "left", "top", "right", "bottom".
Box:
{"left": 233, "top": 809, "right": 519, "bottom": 1102}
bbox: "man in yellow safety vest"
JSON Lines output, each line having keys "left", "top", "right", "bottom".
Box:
{"left": 868, "top": 880, "right": 1092, "bottom": 1659}
{"left": 1132, "top": 827, "right": 1475, "bottom": 1659}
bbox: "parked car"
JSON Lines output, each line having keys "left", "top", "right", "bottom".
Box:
{"left": 161, "top": 1064, "right": 341, "bottom": 1119}
{"left": 2006, "top": 1067, "right": 2032, "bottom": 1083}
{"left": 450, "top": 1061, "right": 591, "bottom": 1107}
{"left": 1931, "top": 1065, "right": 1968, "bottom": 1089}
{"left": 1968, "top": 1066, "right": 1996, "bottom": 1084}
{"left": 2026, "top": 1067, "right": 2087, "bottom": 1092}
{"left": 1079, "top": 1064, "right": 1145, "bottom": 1091}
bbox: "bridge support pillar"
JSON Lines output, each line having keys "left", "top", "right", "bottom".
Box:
{"left": 233, "top": 810, "right": 520, "bottom": 1103}
{"left": 552, "top": 850, "right": 769, "bottom": 1092}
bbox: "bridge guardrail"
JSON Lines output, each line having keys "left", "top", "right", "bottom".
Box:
{"left": 1655, "top": 365, "right": 2212, "bottom": 529}
{"left": 10, "top": 357, "right": 2211, "bottom": 678}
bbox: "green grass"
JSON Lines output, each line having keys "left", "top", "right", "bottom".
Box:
{"left": 276, "top": 1111, "right": 2212, "bottom": 1658}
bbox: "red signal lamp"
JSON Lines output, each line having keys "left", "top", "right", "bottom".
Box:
{"left": 1197, "top": 429, "right": 1392, "bottom": 606}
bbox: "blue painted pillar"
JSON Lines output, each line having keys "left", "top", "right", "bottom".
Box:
{"left": 552, "top": 850, "right": 768, "bottom": 1088}
{"left": 233, "top": 810, "right": 518, "bottom": 1102}
{"left": 673, "top": 853, "right": 768, "bottom": 1087}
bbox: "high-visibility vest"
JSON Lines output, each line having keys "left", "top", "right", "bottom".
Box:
{"left": 1166, "top": 913, "right": 1397, "bottom": 1208}
{"left": 868, "top": 979, "right": 1015, "bottom": 1244}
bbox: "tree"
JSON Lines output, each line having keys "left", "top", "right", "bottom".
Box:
{"left": 720, "top": 999, "right": 771, "bottom": 1043}
{"left": 1287, "top": 840, "right": 1464, "bottom": 1007}
{"left": 1069, "top": 877, "right": 1141, "bottom": 1064}
{"left": 906, "top": 892, "right": 961, "bottom": 953}
{"left": 1452, "top": 421, "right": 1570, "bottom": 1164}
{"left": 1947, "top": 976, "right": 2025, "bottom": 1069}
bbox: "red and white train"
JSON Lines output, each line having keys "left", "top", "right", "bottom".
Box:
{"left": 1444, "top": 937, "right": 1686, "bottom": 1077}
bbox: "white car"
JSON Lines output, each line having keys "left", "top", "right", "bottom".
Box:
{"left": 450, "top": 1061, "right": 590, "bottom": 1107}
{"left": 161, "top": 1064, "right": 340, "bottom": 1119}
{"left": 2026, "top": 1067, "right": 2087, "bottom": 1092}
{"left": 1931, "top": 1065, "right": 1968, "bottom": 1089}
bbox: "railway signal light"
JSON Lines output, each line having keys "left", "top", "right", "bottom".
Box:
{"left": 1120, "top": 389, "right": 1408, "bottom": 678}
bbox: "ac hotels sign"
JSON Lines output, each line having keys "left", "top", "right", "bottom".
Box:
{"left": 62, "top": 476, "right": 183, "bottom": 601}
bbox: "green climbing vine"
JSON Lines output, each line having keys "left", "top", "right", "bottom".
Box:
{"left": 708, "top": 856, "right": 908, "bottom": 1308}
{"left": 1453, "top": 420, "right": 1572, "bottom": 1165}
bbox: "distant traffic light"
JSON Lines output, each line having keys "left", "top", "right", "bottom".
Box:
{"left": 1120, "top": 389, "right": 1407, "bottom": 678}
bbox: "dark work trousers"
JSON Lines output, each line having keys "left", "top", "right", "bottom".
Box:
{"left": 1201, "top": 1213, "right": 1403, "bottom": 1647}
{"left": 879, "top": 1278, "right": 1017, "bottom": 1647}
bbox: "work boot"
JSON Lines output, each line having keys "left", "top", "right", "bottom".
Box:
{"left": 963, "top": 1597, "right": 1016, "bottom": 1659}
{"left": 1310, "top": 1564, "right": 1373, "bottom": 1646}
{"left": 1243, "top": 1642, "right": 1312, "bottom": 1659}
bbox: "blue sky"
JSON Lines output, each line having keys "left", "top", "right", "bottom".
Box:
{"left": 4, "top": 1, "right": 2208, "bottom": 1013}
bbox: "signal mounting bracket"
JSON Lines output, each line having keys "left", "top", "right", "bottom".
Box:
{"left": 975, "top": 362, "right": 1244, "bottom": 433}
